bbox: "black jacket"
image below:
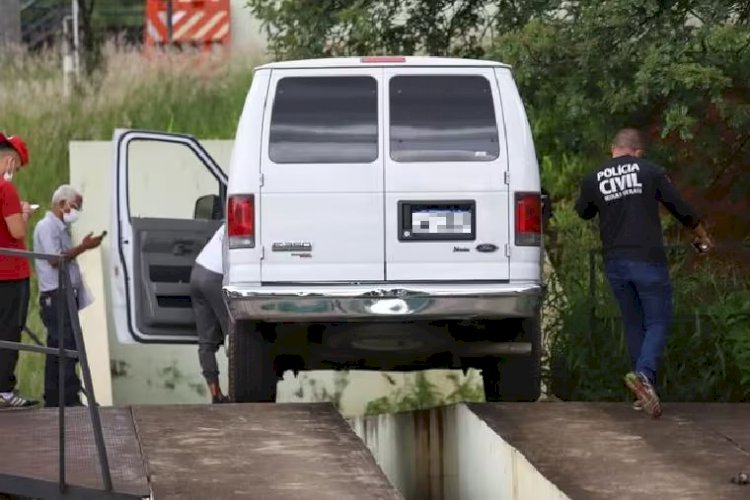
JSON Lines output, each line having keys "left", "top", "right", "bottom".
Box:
{"left": 575, "top": 155, "right": 700, "bottom": 263}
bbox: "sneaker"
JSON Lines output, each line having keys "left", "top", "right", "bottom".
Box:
{"left": 0, "top": 393, "right": 39, "bottom": 410}
{"left": 632, "top": 400, "right": 643, "bottom": 411}
{"left": 624, "top": 372, "right": 662, "bottom": 418}
{"left": 212, "top": 394, "right": 231, "bottom": 404}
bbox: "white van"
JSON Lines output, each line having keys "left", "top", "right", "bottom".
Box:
{"left": 111, "top": 56, "right": 544, "bottom": 404}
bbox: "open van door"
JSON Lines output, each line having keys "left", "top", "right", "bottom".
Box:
{"left": 112, "top": 129, "right": 227, "bottom": 344}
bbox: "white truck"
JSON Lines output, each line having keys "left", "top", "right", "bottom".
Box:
{"left": 111, "top": 56, "right": 544, "bottom": 403}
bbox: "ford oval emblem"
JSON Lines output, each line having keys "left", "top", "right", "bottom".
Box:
{"left": 476, "top": 243, "right": 498, "bottom": 253}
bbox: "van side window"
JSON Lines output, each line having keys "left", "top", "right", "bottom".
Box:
{"left": 389, "top": 75, "right": 499, "bottom": 163}
{"left": 269, "top": 76, "right": 378, "bottom": 164}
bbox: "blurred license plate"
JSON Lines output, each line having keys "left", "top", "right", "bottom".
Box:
{"left": 399, "top": 201, "right": 476, "bottom": 241}
{"left": 412, "top": 210, "right": 472, "bottom": 235}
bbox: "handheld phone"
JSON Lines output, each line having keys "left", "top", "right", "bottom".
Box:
{"left": 691, "top": 240, "right": 709, "bottom": 254}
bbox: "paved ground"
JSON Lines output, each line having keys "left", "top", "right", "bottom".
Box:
{"left": 0, "top": 403, "right": 402, "bottom": 500}
{"left": 3, "top": 402, "right": 748, "bottom": 499}
{"left": 470, "top": 402, "right": 750, "bottom": 500}
{"left": 133, "top": 403, "right": 402, "bottom": 500}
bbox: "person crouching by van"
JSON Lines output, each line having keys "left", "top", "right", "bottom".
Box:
{"left": 34, "top": 185, "right": 103, "bottom": 407}
{"left": 190, "top": 224, "right": 230, "bottom": 403}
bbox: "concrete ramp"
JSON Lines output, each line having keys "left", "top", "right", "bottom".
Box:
{"left": 470, "top": 402, "right": 750, "bottom": 500}
{"left": 0, "top": 403, "right": 401, "bottom": 500}
{"left": 350, "top": 402, "right": 750, "bottom": 500}
{"left": 134, "top": 403, "right": 402, "bottom": 499}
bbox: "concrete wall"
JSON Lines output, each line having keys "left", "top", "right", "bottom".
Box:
{"left": 349, "top": 405, "right": 572, "bottom": 500}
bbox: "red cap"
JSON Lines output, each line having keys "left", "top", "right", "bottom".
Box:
{"left": 0, "top": 133, "right": 29, "bottom": 166}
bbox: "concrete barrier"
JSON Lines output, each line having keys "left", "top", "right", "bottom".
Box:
{"left": 349, "top": 404, "right": 570, "bottom": 500}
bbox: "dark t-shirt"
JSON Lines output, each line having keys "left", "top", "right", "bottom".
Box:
{"left": 575, "top": 155, "right": 700, "bottom": 264}
{"left": 0, "top": 179, "right": 31, "bottom": 281}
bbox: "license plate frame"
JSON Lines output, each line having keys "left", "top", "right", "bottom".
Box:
{"left": 398, "top": 200, "right": 476, "bottom": 241}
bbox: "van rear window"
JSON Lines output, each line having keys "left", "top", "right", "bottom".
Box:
{"left": 389, "top": 75, "right": 499, "bottom": 162}
{"left": 269, "top": 76, "right": 378, "bottom": 164}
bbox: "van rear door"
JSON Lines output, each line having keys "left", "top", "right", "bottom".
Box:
{"left": 259, "top": 68, "right": 385, "bottom": 283}
{"left": 383, "top": 68, "right": 510, "bottom": 281}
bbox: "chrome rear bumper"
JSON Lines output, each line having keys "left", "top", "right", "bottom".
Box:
{"left": 224, "top": 282, "right": 541, "bottom": 322}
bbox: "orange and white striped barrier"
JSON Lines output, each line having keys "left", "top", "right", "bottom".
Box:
{"left": 145, "top": 0, "right": 231, "bottom": 49}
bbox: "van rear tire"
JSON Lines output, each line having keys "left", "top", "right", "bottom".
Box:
{"left": 481, "top": 317, "right": 542, "bottom": 402}
{"left": 228, "top": 320, "right": 277, "bottom": 403}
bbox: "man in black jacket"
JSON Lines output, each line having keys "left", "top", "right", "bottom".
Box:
{"left": 575, "top": 128, "right": 712, "bottom": 418}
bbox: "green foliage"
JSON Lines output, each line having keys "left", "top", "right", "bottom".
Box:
{"left": 365, "top": 371, "right": 484, "bottom": 415}
{"left": 490, "top": 2, "right": 750, "bottom": 212}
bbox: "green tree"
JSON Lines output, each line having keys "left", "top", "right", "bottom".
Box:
{"left": 247, "top": 0, "right": 562, "bottom": 59}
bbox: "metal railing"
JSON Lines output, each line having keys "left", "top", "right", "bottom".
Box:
{"left": 0, "top": 246, "right": 112, "bottom": 494}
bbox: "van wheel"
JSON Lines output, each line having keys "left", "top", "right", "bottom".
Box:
{"left": 481, "top": 317, "right": 542, "bottom": 402}
{"left": 228, "top": 321, "right": 277, "bottom": 403}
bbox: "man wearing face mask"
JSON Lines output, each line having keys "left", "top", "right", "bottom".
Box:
{"left": 33, "top": 185, "right": 103, "bottom": 407}
{"left": 0, "top": 133, "right": 37, "bottom": 409}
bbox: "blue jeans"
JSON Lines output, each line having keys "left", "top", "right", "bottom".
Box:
{"left": 604, "top": 258, "right": 673, "bottom": 385}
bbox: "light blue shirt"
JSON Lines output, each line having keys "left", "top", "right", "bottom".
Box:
{"left": 33, "top": 211, "right": 83, "bottom": 293}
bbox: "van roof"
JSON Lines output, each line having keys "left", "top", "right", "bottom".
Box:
{"left": 256, "top": 56, "right": 510, "bottom": 71}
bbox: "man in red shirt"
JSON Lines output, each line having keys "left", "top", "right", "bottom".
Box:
{"left": 0, "top": 132, "right": 37, "bottom": 409}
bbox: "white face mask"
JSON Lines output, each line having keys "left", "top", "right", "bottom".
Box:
{"left": 63, "top": 209, "right": 80, "bottom": 225}
{"left": 2, "top": 158, "right": 15, "bottom": 182}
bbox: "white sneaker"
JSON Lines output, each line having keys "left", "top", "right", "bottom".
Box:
{"left": 0, "top": 392, "right": 39, "bottom": 410}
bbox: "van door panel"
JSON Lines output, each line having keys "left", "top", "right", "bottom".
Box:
{"left": 113, "top": 130, "right": 226, "bottom": 344}
{"left": 383, "top": 68, "right": 510, "bottom": 281}
{"left": 132, "top": 218, "right": 221, "bottom": 333}
{"left": 259, "top": 69, "right": 385, "bottom": 283}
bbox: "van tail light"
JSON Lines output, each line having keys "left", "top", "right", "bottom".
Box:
{"left": 227, "top": 194, "right": 255, "bottom": 249}
{"left": 515, "top": 192, "right": 542, "bottom": 246}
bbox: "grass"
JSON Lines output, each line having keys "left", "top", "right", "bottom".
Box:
{"left": 1, "top": 43, "right": 262, "bottom": 400}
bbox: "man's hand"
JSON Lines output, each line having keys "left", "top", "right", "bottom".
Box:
{"left": 82, "top": 232, "right": 104, "bottom": 250}
{"left": 20, "top": 201, "right": 32, "bottom": 220}
{"left": 692, "top": 223, "right": 713, "bottom": 254}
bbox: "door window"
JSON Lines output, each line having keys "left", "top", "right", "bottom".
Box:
{"left": 389, "top": 75, "right": 500, "bottom": 162}
{"left": 269, "top": 76, "right": 379, "bottom": 164}
{"left": 127, "top": 139, "right": 223, "bottom": 220}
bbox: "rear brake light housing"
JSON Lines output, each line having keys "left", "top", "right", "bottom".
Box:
{"left": 360, "top": 55, "right": 406, "bottom": 63}
{"left": 515, "top": 192, "right": 542, "bottom": 246}
{"left": 227, "top": 194, "right": 255, "bottom": 249}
